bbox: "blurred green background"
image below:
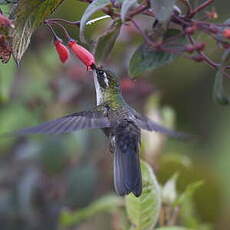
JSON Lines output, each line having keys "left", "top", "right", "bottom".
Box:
{"left": 0, "top": 0, "right": 230, "bottom": 229}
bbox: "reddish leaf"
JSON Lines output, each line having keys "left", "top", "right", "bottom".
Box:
{"left": 0, "top": 13, "right": 13, "bottom": 63}
{"left": 0, "top": 35, "right": 11, "bottom": 63}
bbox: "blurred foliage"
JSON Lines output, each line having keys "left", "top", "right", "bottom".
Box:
{"left": 125, "top": 161, "right": 161, "bottom": 230}
{"left": 0, "top": 0, "right": 230, "bottom": 230}
{"left": 60, "top": 195, "right": 123, "bottom": 227}
{"left": 11, "top": 0, "right": 64, "bottom": 64}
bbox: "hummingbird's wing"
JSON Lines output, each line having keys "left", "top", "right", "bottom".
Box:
{"left": 131, "top": 109, "right": 189, "bottom": 139}
{"left": 13, "top": 110, "right": 111, "bottom": 135}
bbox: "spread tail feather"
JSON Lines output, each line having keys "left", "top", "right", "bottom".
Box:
{"left": 112, "top": 120, "right": 142, "bottom": 197}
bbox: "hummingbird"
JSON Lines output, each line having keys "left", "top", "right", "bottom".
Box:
{"left": 13, "top": 66, "right": 186, "bottom": 197}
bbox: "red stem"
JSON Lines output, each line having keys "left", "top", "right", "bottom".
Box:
{"left": 131, "top": 19, "right": 155, "bottom": 47}
{"left": 48, "top": 21, "right": 72, "bottom": 41}
{"left": 129, "top": 4, "right": 149, "bottom": 18}
{"left": 44, "top": 22, "right": 60, "bottom": 40}
{"left": 189, "top": 0, "right": 214, "bottom": 18}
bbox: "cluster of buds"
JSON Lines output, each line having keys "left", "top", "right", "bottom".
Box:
{"left": 0, "top": 13, "right": 14, "bottom": 63}
{"left": 53, "top": 35, "right": 95, "bottom": 69}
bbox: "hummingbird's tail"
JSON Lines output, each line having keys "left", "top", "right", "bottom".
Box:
{"left": 112, "top": 120, "right": 142, "bottom": 197}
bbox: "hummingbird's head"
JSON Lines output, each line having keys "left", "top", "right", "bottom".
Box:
{"left": 93, "top": 66, "right": 121, "bottom": 105}
{"left": 94, "top": 67, "right": 120, "bottom": 91}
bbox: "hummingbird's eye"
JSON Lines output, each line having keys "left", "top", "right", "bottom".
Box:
{"left": 96, "top": 69, "right": 109, "bottom": 88}
{"left": 97, "top": 69, "right": 104, "bottom": 76}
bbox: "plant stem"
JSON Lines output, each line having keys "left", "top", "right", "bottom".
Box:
{"left": 179, "top": 0, "right": 192, "bottom": 16}
{"left": 129, "top": 4, "right": 150, "bottom": 18}
{"left": 44, "top": 22, "right": 60, "bottom": 40}
{"left": 47, "top": 21, "right": 72, "bottom": 40}
{"left": 46, "top": 18, "right": 80, "bottom": 27}
{"left": 131, "top": 19, "right": 154, "bottom": 47}
{"left": 189, "top": 0, "right": 214, "bottom": 18}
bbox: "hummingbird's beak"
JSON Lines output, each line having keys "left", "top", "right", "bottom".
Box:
{"left": 90, "top": 63, "right": 97, "bottom": 70}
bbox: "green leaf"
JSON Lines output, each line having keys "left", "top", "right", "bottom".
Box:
{"left": 150, "top": 0, "right": 176, "bottom": 23}
{"left": 120, "top": 0, "right": 138, "bottom": 22}
{"left": 163, "top": 29, "right": 183, "bottom": 41}
{"left": 156, "top": 227, "right": 189, "bottom": 230}
{"left": 0, "top": 103, "right": 38, "bottom": 150}
{"left": 0, "top": 0, "right": 17, "bottom": 4}
{"left": 60, "top": 195, "right": 122, "bottom": 227}
{"left": 161, "top": 173, "right": 178, "bottom": 205}
{"left": 0, "top": 59, "right": 15, "bottom": 102}
{"left": 80, "top": 0, "right": 110, "bottom": 43}
{"left": 125, "top": 161, "right": 161, "bottom": 230}
{"left": 94, "top": 20, "right": 121, "bottom": 64}
{"left": 117, "top": 0, "right": 126, "bottom": 3}
{"left": 174, "top": 180, "right": 203, "bottom": 206}
{"left": 11, "top": 0, "right": 64, "bottom": 64}
{"left": 129, "top": 43, "right": 176, "bottom": 77}
{"left": 213, "top": 69, "right": 230, "bottom": 105}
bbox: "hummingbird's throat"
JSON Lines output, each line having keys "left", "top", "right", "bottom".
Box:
{"left": 93, "top": 70, "right": 105, "bottom": 105}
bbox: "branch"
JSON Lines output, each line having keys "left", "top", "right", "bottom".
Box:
{"left": 189, "top": 0, "right": 214, "bottom": 18}
{"left": 128, "top": 4, "right": 150, "bottom": 18}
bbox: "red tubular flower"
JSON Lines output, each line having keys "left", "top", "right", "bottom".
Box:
{"left": 68, "top": 40, "right": 95, "bottom": 69}
{"left": 54, "top": 39, "right": 69, "bottom": 63}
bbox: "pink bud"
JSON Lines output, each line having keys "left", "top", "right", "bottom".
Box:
{"left": 223, "top": 29, "right": 230, "bottom": 39}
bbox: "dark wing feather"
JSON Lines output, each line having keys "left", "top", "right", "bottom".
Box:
{"left": 14, "top": 110, "right": 111, "bottom": 135}
{"left": 130, "top": 108, "right": 189, "bottom": 139}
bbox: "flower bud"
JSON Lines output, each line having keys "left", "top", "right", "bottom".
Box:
{"left": 223, "top": 29, "right": 230, "bottom": 39}
{"left": 185, "top": 44, "right": 195, "bottom": 53}
{"left": 54, "top": 39, "right": 69, "bottom": 63}
{"left": 191, "top": 55, "right": 204, "bottom": 62}
{"left": 194, "top": 42, "right": 205, "bottom": 51}
{"left": 206, "top": 9, "right": 218, "bottom": 19}
{"left": 185, "top": 25, "right": 197, "bottom": 35}
{"left": 209, "top": 26, "right": 219, "bottom": 34}
{"left": 68, "top": 40, "right": 95, "bottom": 69}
